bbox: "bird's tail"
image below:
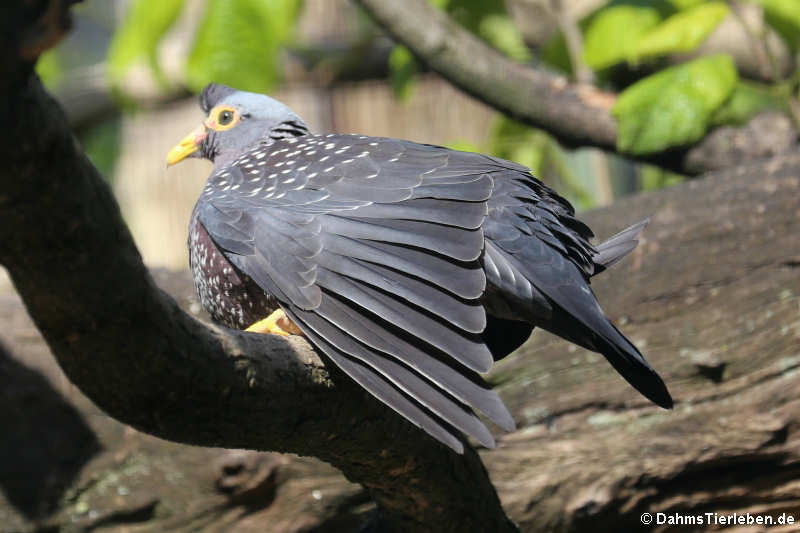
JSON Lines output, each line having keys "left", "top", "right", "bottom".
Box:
{"left": 588, "top": 319, "right": 673, "bottom": 409}
{"left": 546, "top": 300, "right": 673, "bottom": 409}
{"left": 593, "top": 217, "right": 650, "bottom": 274}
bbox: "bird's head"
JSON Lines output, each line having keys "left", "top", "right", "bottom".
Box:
{"left": 166, "top": 83, "right": 309, "bottom": 167}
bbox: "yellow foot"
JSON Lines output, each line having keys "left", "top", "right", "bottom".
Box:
{"left": 245, "top": 309, "right": 303, "bottom": 336}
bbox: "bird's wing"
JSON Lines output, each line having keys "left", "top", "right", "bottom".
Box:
{"left": 482, "top": 173, "right": 672, "bottom": 408}
{"left": 198, "top": 135, "right": 516, "bottom": 452}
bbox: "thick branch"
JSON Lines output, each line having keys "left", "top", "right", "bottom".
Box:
{"left": 354, "top": 0, "right": 798, "bottom": 175}
{"left": 488, "top": 153, "right": 800, "bottom": 531}
{"left": 0, "top": 4, "right": 516, "bottom": 532}
{"left": 3, "top": 150, "right": 800, "bottom": 532}
{"left": 357, "top": 0, "right": 617, "bottom": 148}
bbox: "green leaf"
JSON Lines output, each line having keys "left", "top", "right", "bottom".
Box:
{"left": 613, "top": 54, "right": 738, "bottom": 154}
{"left": 445, "top": 139, "right": 483, "bottom": 153}
{"left": 542, "top": 32, "right": 572, "bottom": 74}
{"left": 639, "top": 163, "right": 685, "bottom": 191}
{"left": 583, "top": 5, "right": 662, "bottom": 69}
{"left": 539, "top": 139, "right": 594, "bottom": 210}
{"left": 634, "top": 2, "right": 728, "bottom": 60}
{"left": 79, "top": 117, "right": 122, "bottom": 183}
{"left": 445, "top": 0, "right": 530, "bottom": 61}
{"left": 475, "top": 13, "right": 531, "bottom": 61}
{"left": 488, "top": 116, "right": 547, "bottom": 173}
{"left": 107, "top": 0, "right": 185, "bottom": 89}
{"left": 36, "top": 49, "right": 63, "bottom": 89}
{"left": 388, "top": 46, "right": 418, "bottom": 101}
{"left": 186, "top": 0, "right": 303, "bottom": 94}
{"left": 710, "top": 81, "right": 785, "bottom": 126}
{"left": 669, "top": 0, "right": 707, "bottom": 9}
{"left": 542, "top": 13, "right": 596, "bottom": 75}
{"left": 758, "top": 0, "right": 800, "bottom": 50}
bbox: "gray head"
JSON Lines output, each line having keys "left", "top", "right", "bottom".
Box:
{"left": 167, "top": 83, "right": 309, "bottom": 167}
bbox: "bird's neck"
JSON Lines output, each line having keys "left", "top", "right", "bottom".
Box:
{"left": 211, "top": 148, "right": 241, "bottom": 169}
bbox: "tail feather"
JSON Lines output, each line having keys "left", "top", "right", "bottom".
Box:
{"left": 593, "top": 217, "right": 650, "bottom": 273}
{"left": 484, "top": 215, "right": 671, "bottom": 409}
{"left": 591, "top": 321, "right": 673, "bottom": 409}
{"left": 545, "top": 299, "right": 673, "bottom": 409}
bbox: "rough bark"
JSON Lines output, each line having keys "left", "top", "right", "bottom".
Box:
{"left": 0, "top": 3, "right": 515, "bottom": 532}
{"left": 0, "top": 271, "right": 373, "bottom": 533}
{"left": 354, "top": 0, "right": 800, "bottom": 175}
{"left": 487, "top": 154, "right": 800, "bottom": 532}
{"left": 3, "top": 152, "right": 799, "bottom": 532}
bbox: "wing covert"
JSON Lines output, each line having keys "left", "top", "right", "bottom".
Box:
{"left": 198, "top": 135, "right": 518, "bottom": 451}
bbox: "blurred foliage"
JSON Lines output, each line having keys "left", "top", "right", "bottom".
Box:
{"left": 582, "top": 2, "right": 730, "bottom": 70}
{"left": 633, "top": 2, "right": 729, "bottom": 61}
{"left": 107, "top": 0, "right": 185, "bottom": 90}
{"left": 669, "top": 0, "right": 708, "bottom": 9}
{"left": 38, "top": 0, "right": 800, "bottom": 209}
{"left": 422, "top": 0, "right": 799, "bottom": 203}
{"left": 78, "top": 118, "right": 122, "bottom": 184}
{"left": 639, "top": 164, "right": 685, "bottom": 191}
{"left": 186, "top": 0, "right": 303, "bottom": 93}
{"left": 583, "top": 5, "right": 661, "bottom": 70}
{"left": 543, "top": 0, "right": 800, "bottom": 158}
{"left": 613, "top": 54, "right": 738, "bottom": 154}
{"left": 445, "top": 0, "right": 530, "bottom": 62}
{"left": 388, "top": 0, "right": 528, "bottom": 100}
{"left": 389, "top": 46, "right": 419, "bottom": 101}
{"left": 710, "top": 81, "right": 785, "bottom": 126}
{"left": 758, "top": 0, "right": 800, "bottom": 50}
{"left": 35, "top": 49, "right": 63, "bottom": 89}
{"left": 107, "top": 0, "right": 303, "bottom": 97}
{"left": 488, "top": 117, "right": 549, "bottom": 174}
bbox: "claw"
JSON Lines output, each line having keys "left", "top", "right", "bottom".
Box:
{"left": 245, "top": 309, "right": 303, "bottom": 336}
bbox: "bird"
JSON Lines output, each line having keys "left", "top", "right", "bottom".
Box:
{"left": 167, "top": 83, "right": 672, "bottom": 454}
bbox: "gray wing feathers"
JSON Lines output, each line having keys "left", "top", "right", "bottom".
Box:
{"left": 315, "top": 269, "right": 492, "bottom": 372}
{"left": 320, "top": 235, "right": 485, "bottom": 299}
{"left": 593, "top": 217, "right": 650, "bottom": 271}
{"left": 288, "top": 305, "right": 497, "bottom": 449}
{"left": 350, "top": 198, "right": 488, "bottom": 229}
{"left": 200, "top": 134, "right": 670, "bottom": 450}
{"left": 322, "top": 215, "right": 485, "bottom": 262}
{"left": 202, "top": 135, "right": 512, "bottom": 451}
{"left": 315, "top": 255, "right": 486, "bottom": 333}
{"left": 293, "top": 318, "right": 467, "bottom": 453}
{"left": 410, "top": 174, "right": 494, "bottom": 200}
{"left": 310, "top": 294, "right": 514, "bottom": 430}
{"left": 482, "top": 241, "right": 552, "bottom": 320}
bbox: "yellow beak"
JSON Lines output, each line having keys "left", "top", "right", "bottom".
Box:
{"left": 166, "top": 124, "right": 208, "bottom": 166}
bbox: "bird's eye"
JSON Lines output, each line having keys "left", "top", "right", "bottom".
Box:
{"left": 218, "top": 110, "right": 235, "bottom": 126}
{"left": 205, "top": 106, "right": 240, "bottom": 131}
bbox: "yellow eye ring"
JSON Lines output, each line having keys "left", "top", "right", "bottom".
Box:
{"left": 205, "top": 105, "right": 240, "bottom": 131}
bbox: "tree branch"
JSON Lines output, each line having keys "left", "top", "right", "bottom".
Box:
{"left": 356, "top": 0, "right": 618, "bottom": 149}
{"left": 0, "top": 3, "right": 516, "bottom": 532}
{"left": 354, "top": 0, "right": 799, "bottom": 175}
{"left": 3, "top": 147, "right": 800, "bottom": 533}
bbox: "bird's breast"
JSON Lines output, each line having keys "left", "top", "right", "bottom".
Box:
{"left": 188, "top": 211, "right": 278, "bottom": 329}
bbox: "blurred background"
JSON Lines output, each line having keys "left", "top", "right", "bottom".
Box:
{"left": 32, "top": 0, "right": 706, "bottom": 272}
